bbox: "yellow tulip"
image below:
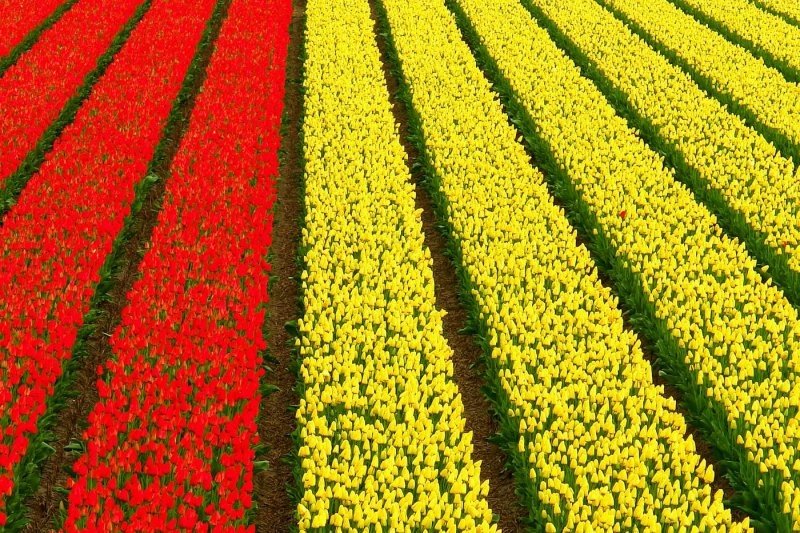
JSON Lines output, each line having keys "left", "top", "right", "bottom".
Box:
{"left": 295, "top": 0, "right": 495, "bottom": 529}
{"left": 604, "top": 0, "right": 800, "bottom": 151}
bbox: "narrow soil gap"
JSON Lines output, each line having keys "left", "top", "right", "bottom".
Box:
{"left": 253, "top": 0, "right": 306, "bottom": 528}
{"left": 367, "top": 1, "right": 525, "bottom": 530}
{"left": 23, "top": 1, "right": 234, "bottom": 528}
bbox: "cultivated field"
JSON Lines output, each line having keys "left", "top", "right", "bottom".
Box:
{"left": 1, "top": 0, "right": 800, "bottom": 530}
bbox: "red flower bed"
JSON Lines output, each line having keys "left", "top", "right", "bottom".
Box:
{"left": 0, "top": 0, "right": 66, "bottom": 58}
{"left": 0, "top": 0, "right": 217, "bottom": 523}
{"left": 0, "top": 0, "right": 145, "bottom": 188}
{"left": 63, "top": 0, "right": 291, "bottom": 528}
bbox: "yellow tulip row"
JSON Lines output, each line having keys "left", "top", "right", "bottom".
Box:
{"left": 755, "top": 0, "right": 800, "bottom": 25}
{"left": 377, "top": 0, "right": 744, "bottom": 528}
{"left": 524, "top": 0, "right": 800, "bottom": 273}
{"left": 599, "top": 0, "right": 800, "bottom": 152}
{"left": 453, "top": 0, "right": 800, "bottom": 527}
{"left": 296, "top": 0, "right": 494, "bottom": 529}
{"left": 674, "top": 0, "right": 800, "bottom": 75}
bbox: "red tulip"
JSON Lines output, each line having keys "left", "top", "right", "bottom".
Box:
{"left": 0, "top": 0, "right": 65, "bottom": 58}
{"left": 62, "top": 0, "right": 291, "bottom": 529}
{"left": 0, "top": 0, "right": 218, "bottom": 521}
{"left": 0, "top": 0, "right": 144, "bottom": 188}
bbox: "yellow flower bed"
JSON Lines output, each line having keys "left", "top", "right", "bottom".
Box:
{"left": 378, "top": 0, "right": 745, "bottom": 528}
{"left": 296, "top": 0, "right": 494, "bottom": 529}
{"left": 525, "top": 0, "right": 800, "bottom": 270}
{"left": 677, "top": 0, "right": 800, "bottom": 73}
{"left": 757, "top": 0, "right": 800, "bottom": 25}
{"left": 601, "top": 0, "right": 800, "bottom": 149}
{"left": 455, "top": 0, "right": 800, "bottom": 527}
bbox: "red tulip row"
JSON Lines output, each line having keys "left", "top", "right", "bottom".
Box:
{"left": 0, "top": 0, "right": 217, "bottom": 525}
{"left": 0, "top": 0, "right": 146, "bottom": 190}
{"left": 0, "top": 0, "right": 67, "bottom": 58}
{"left": 63, "top": 0, "right": 291, "bottom": 528}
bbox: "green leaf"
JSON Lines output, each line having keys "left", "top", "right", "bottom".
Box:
{"left": 284, "top": 320, "right": 299, "bottom": 336}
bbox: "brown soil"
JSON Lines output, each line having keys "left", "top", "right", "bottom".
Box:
{"left": 252, "top": 0, "right": 306, "bottom": 529}
{"left": 22, "top": 0, "right": 233, "bottom": 529}
{"left": 368, "top": 1, "right": 527, "bottom": 530}
{"left": 410, "top": 164, "right": 528, "bottom": 533}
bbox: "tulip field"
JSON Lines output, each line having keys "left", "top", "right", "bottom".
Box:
{"left": 3, "top": 0, "right": 800, "bottom": 530}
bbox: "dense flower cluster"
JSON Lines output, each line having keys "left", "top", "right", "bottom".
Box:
{"left": 296, "top": 0, "right": 494, "bottom": 529}
{"left": 0, "top": 0, "right": 65, "bottom": 58}
{"left": 677, "top": 0, "right": 800, "bottom": 73}
{"left": 757, "top": 0, "right": 800, "bottom": 25}
{"left": 63, "top": 0, "right": 291, "bottom": 529}
{"left": 526, "top": 0, "right": 800, "bottom": 270}
{"left": 0, "top": 0, "right": 216, "bottom": 524}
{"left": 600, "top": 0, "right": 800, "bottom": 149}
{"left": 456, "top": 0, "right": 800, "bottom": 527}
{"left": 379, "top": 0, "right": 746, "bottom": 529}
{"left": 0, "top": 0, "right": 144, "bottom": 187}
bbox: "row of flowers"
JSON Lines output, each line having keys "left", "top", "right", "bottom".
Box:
{"left": 295, "top": 0, "right": 494, "bottom": 529}
{"left": 453, "top": 0, "right": 800, "bottom": 528}
{"left": 0, "top": 0, "right": 146, "bottom": 194}
{"left": 0, "top": 0, "right": 65, "bottom": 60}
{"left": 63, "top": 0, "right": 291, "bottom": 528}
{"left": 525, "top": 0, "right": 800, "bottom": 291}
{"left": 598, "top": 0, "right": 800, "bottom": 158}
{"left": 377, "top": 0, "right": 744, "bottom": 529}
{"left": 0, "top": 0, "right": 217, "bottom": 526}
{"left": 673, "top": 0, "right": 800, "bottom": 79}
{"left": 756, "top": 0, "right": 800, "bottom": 25}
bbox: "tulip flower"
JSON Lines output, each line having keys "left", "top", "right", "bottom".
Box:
{"left": 455, "top": 0, "right": 800, "bottom": 526}
{"left": 0, "top": 0, "right": 65, "bottom": 59}
{"left": 677, "top": 0, "right": 800, "bottom": 74}
{"left": 0, "top": 0, "right": 216, "bottom": 522}
{"left": 0, "top": 0, "right": 145, "bottom": 190}
{"left": 603, "top": 0, "right": 800, "bottom": 151}
{"left": 295, "top": 0, "right": 495, "bottom": 529}
{"left": 63, "top": 0, "right": 291, "bottom": 529}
